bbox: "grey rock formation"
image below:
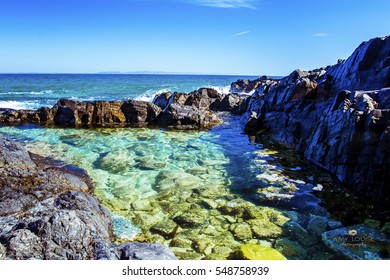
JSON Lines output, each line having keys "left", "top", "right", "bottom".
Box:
{"left": 157, "top": 103, "right": 221, "bottom": 129}
{"left": 0, "top": 136, "right": 176, "bottom": 260}
{"left": 153, "top": 88, "right": 247, "bottom": 114}
{"left": 241, "top": 36, "right": 390, "bottom": 203}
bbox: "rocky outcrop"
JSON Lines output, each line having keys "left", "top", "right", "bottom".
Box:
{"left": 157, "top": 103, "right": 220, "bottom": 129}
{"left": 0, "top": 88, "right": 247, "bottom": 129}
{"left": 241, "top": 36, "right": 390, "bottom": 203}
{"left": 0, "top": 136, "right": 176, "bottom": 260}
{"left": 230, "top": 76, "right": 280, "bottom": 94}
{"left": 153, "top": 88, "right": 248, "bottom": 114}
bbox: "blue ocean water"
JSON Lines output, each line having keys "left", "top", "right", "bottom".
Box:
{"left": 0, "top": 74, "right": 256, "bottom": 109}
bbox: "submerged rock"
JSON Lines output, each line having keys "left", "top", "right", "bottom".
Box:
{"left": 275, "top": 238, "right": 307, "bottom": 259}
{"left": 236, "top": 244, "right": 287, "bottom": 260}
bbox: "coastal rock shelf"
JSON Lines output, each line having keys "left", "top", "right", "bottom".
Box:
{"left": 236, "top": 36, "right": 390, "bottom": 203}
{"left": 0, "top": 88, "right": 246, "bottom": 130}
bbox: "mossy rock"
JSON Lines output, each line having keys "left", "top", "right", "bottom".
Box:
{"left": 150, "top": 219, "right": 178, "bottom": 239}
{"left": 158, "top": 201, "right": 191, "bottom": 216}
{"left": 201, "top": 198, "right": 218, "bottom": 209}
{"left": 132, "top": 212, "right": 164, "bottom": 230}
{"left": 211, "top": 246, "right": 234, "bottom": 259}
{"left": 170, "top": 236, "right": 193, "bottom": 248}
{"left": 230, "top": 223, "right": 253, "bottom": 241}
{"left": 193, "top": 186, "right": 227, "bottom": 198}
{"left": 201, "top": 225, "right": 223, "bottom": 236}
{"left": 236, "top": 244, "right": 287, "bottom": 260}
{"left": 173, "top": 250, "right": 204, "bottom": 260}
{"left": 174, "top": 210, "right": 208, "bottom": 228}
{"left": 192, "top": 237, "right": 214, "bottom": 254}
{"left": 249, "top": 219, "right": 282, "bottom": 238}
{"left": 132, "top": 199, "right": 152, "bottom": 211}
{"left": 214, "top": 231, "right": 240, "bottom": 248}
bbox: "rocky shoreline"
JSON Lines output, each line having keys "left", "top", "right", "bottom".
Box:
{"left": 0, "top": 36, "right": 389, "bottom": 260}
{"left": 237, "top": 36, "right": 390, "bottom": 204}
{"left": 0, "top": 135, "right": 176, "bottom": 260}
{"left": 0, "top": 88, "right": 246, "bottom": 129}
{"left": 1, "top": 37, "right": 388, "bottom": 204}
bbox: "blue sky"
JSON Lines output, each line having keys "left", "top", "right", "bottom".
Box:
{"left": 0, "top": 0, "right": 389, "bottom": 75}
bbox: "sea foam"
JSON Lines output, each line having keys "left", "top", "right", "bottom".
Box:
{"left": 0, "top": 100, "right": 40, "bottom": 110}
{"left": 135, "top": 88, "right": 171, "bottom": 102}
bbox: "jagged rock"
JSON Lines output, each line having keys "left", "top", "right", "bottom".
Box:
{"left": 218, "top": 94, "right": 248, "bottom": 114}
{"left": 241, "top": 36, "right": 390, "bottom": 203}
{"left": 118, "top": 242, "right": 177, "bottom": 260}
{"left": 153, "top": 92, "right": 173, "bottom": 110}
{"left": 120, "top": 100, "right": 162, "bottom": 125}
{"left": 185, "top": 88, "right": 222, "bottom": 111}
{"left": 318, "top": 36, "right": 390, "bottom": 93}
{"left": 230, "top": 76, "right": 277, "bottom": 93}
{"left": 157, "top": 103, "right": 221, "bottom": 129}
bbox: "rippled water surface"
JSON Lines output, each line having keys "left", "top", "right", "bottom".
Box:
{"left": 4, "top": 115, "right": 381, "bottom": 260}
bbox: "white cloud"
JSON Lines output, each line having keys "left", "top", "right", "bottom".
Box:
{"left": 182, "top": 0, "right": 257, "bottom": 9}
{"left": 312, "top": 33, "right": 329, "bottom": 37}
{"left": 231, "top": 30, "right": 250, "bottom": 37}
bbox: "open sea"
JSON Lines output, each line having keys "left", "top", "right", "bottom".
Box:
{"left": 0, "top": 74, "right": 255, "bottom": 109}
{"left": 0, "top": 74, "right": 387, "bottom": 260}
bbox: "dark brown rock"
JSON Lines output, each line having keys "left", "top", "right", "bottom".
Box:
{"left": 157, "top": 103, "right": 221, "bottom": 129}
{"left": 121, "top": 100, "right": 162, "bottom": 125}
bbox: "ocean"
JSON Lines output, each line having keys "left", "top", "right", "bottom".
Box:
{"left": 0, "top": 74, "right": 384, "bottom": 260}
{"left": 0, "top": 74, "right": 255, "bottom": 110}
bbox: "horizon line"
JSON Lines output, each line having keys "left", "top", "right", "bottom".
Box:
{"left": 0, "top": 71, "right": 264, "bottom": 77}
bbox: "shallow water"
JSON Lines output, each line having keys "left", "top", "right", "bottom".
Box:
{"left": 0, "top": 116, "right": 388, "bottom": 260}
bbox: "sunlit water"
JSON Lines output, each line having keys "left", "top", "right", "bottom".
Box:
{"left": 1, "top": 74, "right": 387, "bottom": 260}
{"left": 0, "top": 115, "right": 350, "bottom": 260}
